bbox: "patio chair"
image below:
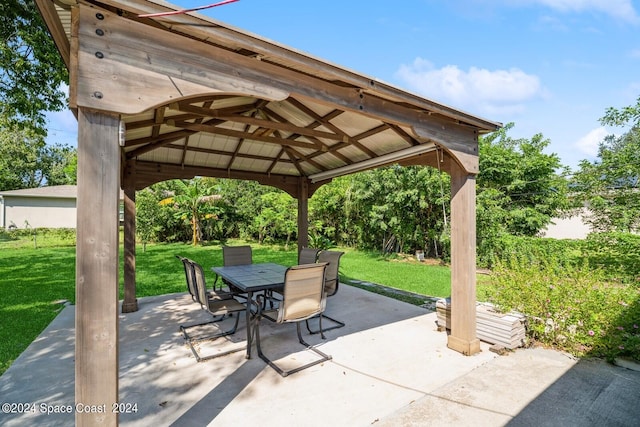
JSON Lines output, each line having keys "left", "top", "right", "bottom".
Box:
{"left": 269, "top": 247, "right": 321, "bottom": 303}
{"left": 272, "top": 248, "right": 320, "bottom": 295}
{"left": 176, "top": 255, "right": 234, "bottom": 302}
{"left": 176, "top": 255, "right": 198, "bottom": 302}
{"left": 216, "top": 245, "right": 253, "bottom": 295}
{"left": 179, "top": 260, "right": 248, "bottom": 362}
{"left": 298, "top": 247, "right": 320, "bottom": 264}
{"left": 222, "top": 245, "right": 252, "bottom": 266}
{"left": 306, "top": 250, "right": 345, "bottom": 336}
{"left": 254, "top": 263, "right": 332, "bottom": 377}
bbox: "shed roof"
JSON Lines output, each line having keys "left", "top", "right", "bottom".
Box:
{"left": 37, "top": 0, "right": 501, "bottom": 195}
{"left": 0, "top": 185, "right": 78, "bottom": 199}
{"left": 0, "top": 185, "right": 125, "bottom": 201}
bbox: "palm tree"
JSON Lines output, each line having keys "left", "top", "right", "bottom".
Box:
{"left": 161, "top": 179, "right": 218, "bottom": 245}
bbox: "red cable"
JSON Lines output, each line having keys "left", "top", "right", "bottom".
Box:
{"left": 138, "top": 0, "right": 239, "bottom": 18}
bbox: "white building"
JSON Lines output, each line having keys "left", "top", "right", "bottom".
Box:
{"left": 540, "top": 209, "right": 592, "bottom": 239}
{"left": 0, "top": 185, "right": 123, "bottom": 229}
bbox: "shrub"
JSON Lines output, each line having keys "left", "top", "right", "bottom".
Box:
{"left": 479, "top": 234, "right": 582, "bottom": 269}
{"left": 582, "top": 232, "right": 640, "bottom": 285}
{"left": 481, "top": 232, "right": 640, "bottom": 285}
{"left": 485, "top": 256, "right": 640, "bottom": 362}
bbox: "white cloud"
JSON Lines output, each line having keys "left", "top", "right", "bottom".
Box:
{"left": 522, "top": 0, "right": 639, "bottom": 23}
{"left": 574, "top": 126, "right": 608, "bottom": 157}
{"left": 395, "top": 58, "right": 545, "bottom": 116}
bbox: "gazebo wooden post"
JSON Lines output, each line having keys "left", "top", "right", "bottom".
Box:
{"left": 122, "top": 159, "right": 138, "bottom": 313}
{"left": 75, "top": 109, "right": 120, "bottom": 426}
{"left": 447, "top": 161, "right": 480, "bottom": 356}
{"left": 297, "top": 177, "right": 310, "bottom": 254}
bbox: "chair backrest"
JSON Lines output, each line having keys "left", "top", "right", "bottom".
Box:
{"left": 190, "top": 260, "right": 210, "bottom": 307}
{"left": 298, "top": 247, "right": 320, "bottom": 264}
{"left": 278, "top": 263, "right": 328, "bottom": 323}
{"left": 223, "top": 245, "right": 252, "bottom": 266}
{"left": 317, "top": 251, "right": 344, "bottom": 297}
{"left": 176, "top": 255, "right": 197, "bottom": 300}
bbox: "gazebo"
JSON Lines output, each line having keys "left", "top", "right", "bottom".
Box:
{"left": 37, "top": 0, "right": 501, "bottom": 424}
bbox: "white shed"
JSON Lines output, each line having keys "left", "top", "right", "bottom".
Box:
{"left": 0, "top": 185, "right": 124, "bottom": 229}
{"left": 0, "top": 185, "right": 78, "bottom": 229}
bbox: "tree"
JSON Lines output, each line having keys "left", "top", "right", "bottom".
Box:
{"left": 1, "top": 0, "right": 68, "bottom": 133}
{"left": 134, "top": 181, "right": 190, "bottom": 244}
{"left": 164, "top": 179, "right": 219, "bottom": 246}
{"left": 309, "top": 176, "right": 349, "bottom": 246}
{"left": 0, "top": 121, "right": 76, "bottom": 190}
{"left": 573, "top": 98, "right": 640, "bottom": 233}
{"left": 475, "top": 123, "right": 570, "bottom": 265}
{"left": 253, "top": 191, "right": 297, "bottom": 247}
{"left": 338, "top": 165, "right": 450, "bottom": 255}
{"left": 601, "top": 96, "right": 640, "bottom": 128}
{"left": 478, "top": 123, "right": 570, "bottom": 237}
{"left": 136, "top": 188, "right": 162, "bottom": 251}
{"left": 216, "top": 179, "right": 272, "bottom": 239}
{"left": 41, "top": 144, "right": 77, "bottom": 186}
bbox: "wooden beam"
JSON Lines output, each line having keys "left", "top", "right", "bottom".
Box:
{"left": 160, "top": 142, "right": 292, "bottom": 164}
{"left": 75, "top": 108, "right": 120, "bottom": 426}
{"left": 413, "top": 119, "right": 480, "bottom": 174}
{"left": 447, "top": 161, "right": 480, "bottom": 356}
{"left": 221, "top": 114, "right": 345, "bottom": 141}
{"left": 133, "top": 161, "right": 300, "bottom": 196}
{"left": 388, "top": 123, "right": 420, "bottom": 146}
{"left": 297, "top": 178, "right": 310, "bottom": 252}
{"left": 286, "top": 98, "right": 376, "bottom": 158}
{"left": 34, "top": 0, "right": 71, "bottom": 69}
{"left": 167, "top": 119, "right": 321, "bottom": 150}
{"left": 125, "top": 128, "right": 197, "bottom": 148}
{"left": 75, "top": 5, "right": 289, "bottom": 114}
{"left": 173, "top": 105, "right": 346, "bottom": 142}
{"left": 170, "top": 101, "right": 257, "bottom": 117}
{"left": 226, "top": 119, "right": 253, "bottom": 170}
{"left": 122, "top": 160, "right": 138, "bottom": 313}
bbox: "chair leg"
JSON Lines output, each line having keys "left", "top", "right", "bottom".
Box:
{"left": 306, "top": 314, "right": 345, "bottom": 336}
{"left": 256, "top": 319, "right": 332, "bottom": 377}
{"left": 180, "top": 314, "right": 243, "bottom": 362}
{"left": 255, "top": 315, "right": 286, "bottom": 377}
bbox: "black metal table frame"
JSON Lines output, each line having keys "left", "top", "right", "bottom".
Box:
{"left": 212, "top": 263, "right": 287, "bottom": 359}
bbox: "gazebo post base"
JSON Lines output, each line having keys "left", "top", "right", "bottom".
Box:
{"left": 447, "top": 335, "right": 481, "bottom": 356}
{"left": 121, "top": 300, "right": 139, "bottom": 313}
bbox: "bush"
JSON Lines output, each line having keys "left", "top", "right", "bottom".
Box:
{"left": 485, "top": 256, "right": 640, "bottom": 362}
{"left": 479, "top": 234, "right": 582, "bottom": 269}
{"left": 582, "top": 232, "right": 640, "bottom": 284}
{"left": 480, "top": 232, "right": 640, "bottom": 285}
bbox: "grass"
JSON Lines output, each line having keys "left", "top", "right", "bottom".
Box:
{"left": 339, "top": 248, "right": 452, "bottom": 298}
{"left": 0, "top": 238, "right": 454, "bottom": 375}
{"left": 0, "top": 246, "right": 76, "bottom": 375}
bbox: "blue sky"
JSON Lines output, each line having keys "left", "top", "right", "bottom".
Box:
{"left": 46, "top": 0, "right": 640, "bottom": 171}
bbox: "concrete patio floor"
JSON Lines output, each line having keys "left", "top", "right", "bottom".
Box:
{"left": 2, "top": 285, "right": 640, "bottom": 426}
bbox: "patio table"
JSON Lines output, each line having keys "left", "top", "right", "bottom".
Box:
{"left": 212, "top": 263, "right": 288, "bottom": 358}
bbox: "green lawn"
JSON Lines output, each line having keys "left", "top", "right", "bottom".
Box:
{"left": 0, "top": 239, "right": 455, "bottom": 375}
